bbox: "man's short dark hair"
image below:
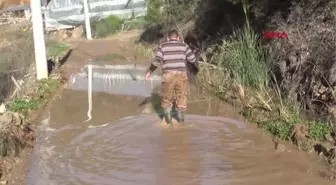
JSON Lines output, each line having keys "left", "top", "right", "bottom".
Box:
{"left": 168, "top": 29, "right": 179, "bottom": 38}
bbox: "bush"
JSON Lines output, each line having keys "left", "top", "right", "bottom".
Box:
{"left": 123, "top": 16, "right": 149, "bottom": 30}
{"left": 212, "top": 23, "right": 268, "bottom": 90}
{"left": 145, "top": 0, "right": 200, "bottom": 29}
{"left": 91, "top": 15, "right": 123, "bottom": 38}
{"left": 265, "top": 0, "right": 336, "bottom": 115}
{"left": 309, "top": 121, "right": 330, "bottom": 140}
{"left": 91, "top": 15, "right": 150, "bottom": 38}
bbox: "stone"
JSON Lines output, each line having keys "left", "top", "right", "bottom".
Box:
{"left": 275, "top": 142, "right": 286, "bottom": 153}
{"left": 71, "top": 25, "right": 84, "bottom": 39}
{"left": 328, "top": 60, "right": 336, "bottom": 85}
{"left": 0, "top": 103, "right": 6, "bottom": 114}
{"left": 328, "top": 104, "right": 336, "bottom": 118}
{"left": 12, "top": 112, "right": 23, "bottom": 126}
{"left": 0, "top": 112, "right": 12, "bottom": 125}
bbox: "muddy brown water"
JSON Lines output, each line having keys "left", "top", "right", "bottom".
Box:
{"left": 25, "top": 88, "right": 334, "bottom": 185}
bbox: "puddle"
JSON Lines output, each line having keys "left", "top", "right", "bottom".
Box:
{"left": 26, "top": 65, "right": 332, "bottom": 185}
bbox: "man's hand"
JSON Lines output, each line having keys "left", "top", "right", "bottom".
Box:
{"left": 145, "top": 72, "right": 151, "bottom": 81}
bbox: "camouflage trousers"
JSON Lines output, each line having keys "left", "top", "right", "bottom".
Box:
{"left": 161, "top": 71, "right": 188, "bottom": 111}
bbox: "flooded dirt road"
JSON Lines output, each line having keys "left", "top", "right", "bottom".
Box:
{"left": 24, "top": 33, "right": 334, "bottom": 185}
{"left": 26, "top": 89, "right": 333, "bottom": 185}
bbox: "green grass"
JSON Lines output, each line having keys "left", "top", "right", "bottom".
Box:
{"left": 36, "top": 78, "right": 59, "bottom": 99}
{"left": 7, "top": 78, "right": 59, "bottom": 116}
{"left": 46, "top": 40, "right": 70, "bottom": 57}
{"left": 123, "top": 16, "right": 149, "bottom": 30}
{"left": 7, "top": 98, "right": 39, "bottom": 113}
{"left": 259, "top": 120, "right": 294, "bottom": 140}
{"left": 92, "top": 15, "right": 123, "bottom": 38}
{"left": 309, "top": 121, "right": 330, "bottom": 140}
{"left": 92, "top": 15, "right": 149, "bottom": 38}
{"left": 214, "top": 23, "right": 268, "bottom": 90}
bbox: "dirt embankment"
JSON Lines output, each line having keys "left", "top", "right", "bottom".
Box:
{"left": 0, "top": 21, "right": 72, "bottom": 184}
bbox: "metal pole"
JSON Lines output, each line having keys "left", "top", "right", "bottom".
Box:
{"left": 83, "top": 0, "right": 92, "bottom": 40}
{"left": 31, "top": 0, "right": 48, "bottom": 80}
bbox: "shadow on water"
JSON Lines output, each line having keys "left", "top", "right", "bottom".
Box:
{"left": 139, "top": 91, "right": 183, "bottom": 121}
{"left": 139, "top": 91, "right": 162, "bottom": 115}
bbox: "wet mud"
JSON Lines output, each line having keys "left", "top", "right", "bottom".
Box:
{"left": 26, "top": 89, "right": 333, "bottom": 185}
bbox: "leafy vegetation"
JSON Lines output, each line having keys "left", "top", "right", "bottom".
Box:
{"left": 46, "top": 40, "right": 70, "bottom": 57}
{"left": 213, "top": 24, "right": 268, "bottom": 90}
{"left": 309, "top": 121, "right": 331, "bottom": 140}
{"left": 7, "top": 98, "right": 39, "bottom": 114}
{"left": 91, "top": 15, "right": 149, "bottom": 38}
{"left": 7, "top": 78, "right": 60, "bottom": 116}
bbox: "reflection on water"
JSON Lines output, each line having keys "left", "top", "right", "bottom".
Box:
{"left": 27, "top": 90, "right": 333, "bottom": 185}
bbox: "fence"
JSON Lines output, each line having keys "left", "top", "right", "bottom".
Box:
{"left": 44, "top": 0, "right": 147, "bottom": 30}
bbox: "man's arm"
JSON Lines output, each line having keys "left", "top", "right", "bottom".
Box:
{"left": 186, "top": 45, "right": 196, "bottom": 64}
{"left": 146, "top": 46, "right": 163, "bottom": 74}
{"left": 185, "top": 45, "right": 199, "bottom": 71}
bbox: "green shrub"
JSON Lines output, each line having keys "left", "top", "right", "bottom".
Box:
{"left": 124, "top": 16, "right": 149, "bottom": 30}
{"left": 260, "top": 121, "right": 293, "bottom": 140}
{"left": 7, "top": 98, "right": 40, "bottom": 115}
{"left": 92, "top": 15, "right": 123, "bottom": 38}
{"left": 213, "top": 23, "right": 269, "bottom": 90}
{"left": 309, "top": 121, "right": 330, "bottom": 140}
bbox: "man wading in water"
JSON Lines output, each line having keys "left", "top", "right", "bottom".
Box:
{"left": 145, "top": 30, "right": 198, "bottom": 126}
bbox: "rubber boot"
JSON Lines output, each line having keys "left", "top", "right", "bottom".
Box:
{"left": 163, "top": 108, "right": 172, "bottom": 126}
{"left": 177, "top": 110, "right": 185, "bottom": 123}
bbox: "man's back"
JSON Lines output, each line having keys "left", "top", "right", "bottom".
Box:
{"left": 153, "top": 39, "right": 196, "bottom": 73}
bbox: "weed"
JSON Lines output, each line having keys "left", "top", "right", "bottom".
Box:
{"left": 92, "top": 15, "right": 123, "bottom": 38}
{"left": 309, "top": 121, "right": 330, "bottom": 140}
{"left": 122, "top": 16, "right": 149, "bottom": 30}
{"left": 46, "top": 40, "right": 70, "bottom": 57}
{"left": 91, "top": 15, "right": 148, "bottom": 38}
{"left": 214, "top": 24, "right": 268, "bottom": 90}
{"left": 7, "top": 98, "right": 39, "bottom": 115}
{"left": 36, "top": 78, "right": 60, "bottom": 99}
{"left": 260, "top": 120, "right": 293, "bottom": 140}
{"left": 145, "top": 0, "right": 200, "bottom": 27}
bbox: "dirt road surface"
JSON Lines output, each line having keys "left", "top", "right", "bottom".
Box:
{"left": 24, "top": 31, "right": 334, "bottom": 185}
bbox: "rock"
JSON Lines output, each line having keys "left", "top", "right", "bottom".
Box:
{"left": 0, "top": 103, "right": 6, "bottom": 114}
{"left": 71, "top": 25, "right": 84, "bottom": 39}
{"left": 275, "top": 141, "right": 286, "bottom": 153}
{"left": 0, "top": 112, "right": 12, "bottom": 125}
{"left": 11, "top": 112, "right": 23, "bottom": 126}
{"left": 328, "top": 59, "right": 336, "bottom": 85}
{"left": 62, "top": 31, "right": 71, "bottom": 40}
{"left": 328, "top": 104, "right": 336, "bottom": 118}
{"left": 325, "top": 133, "right": 335, "bottom": 143}
{"left": 290, "top": 124, "right": 308, "bottom": 149}
{"left": 278, "top": 60, "right": 287, "bottom": 78}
